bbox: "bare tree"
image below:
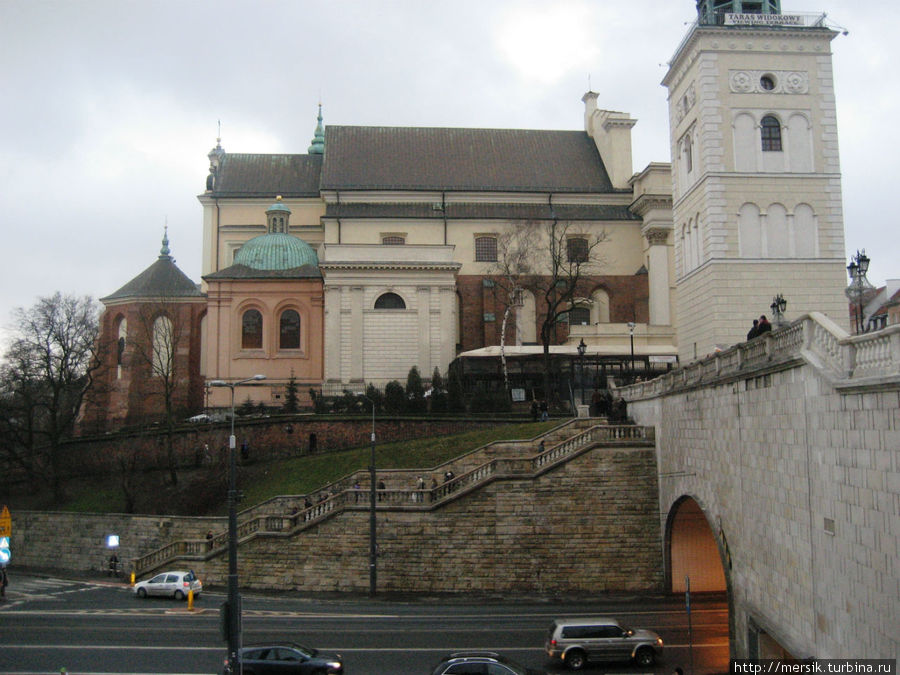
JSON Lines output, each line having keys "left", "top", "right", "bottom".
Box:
{"left": 489, "top": 219, "right": 608, "bottom": 400}
{"left": 1, "top": 293, "right": 102, "bottom": 501}
{"left": 128, "top": 300, "right": 189, "bottom": 486}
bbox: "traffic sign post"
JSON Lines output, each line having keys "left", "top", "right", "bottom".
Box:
{"left": 0, "top": 505, "right": 11, "bottom": 538}
{"left": 0, "top": 506, "right": 12, "bottom": 566}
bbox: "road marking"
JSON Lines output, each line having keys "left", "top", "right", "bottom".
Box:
{"left": 1, "top": 640, "right": 729, "bottom": 652}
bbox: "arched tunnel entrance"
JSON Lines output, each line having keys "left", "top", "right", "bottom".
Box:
{"left": 665, "top": 496, "right": 731, "bottom": 667}
{"left": 666, "top": 496, "right": 727, "bottom": 593}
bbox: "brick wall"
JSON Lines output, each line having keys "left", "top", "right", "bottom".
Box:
{"left": 457, "top": 274, "right": 650, "bottom": 352}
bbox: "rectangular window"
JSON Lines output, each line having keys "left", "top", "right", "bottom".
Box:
{"left": 475, "top": 235, "right": 498, "bottom": 262}
{"left": 567, "top": 237, "right": 589, "bottom": 263}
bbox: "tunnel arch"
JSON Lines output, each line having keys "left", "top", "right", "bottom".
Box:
{"left": 665, "top": 495, "right": 728, "bottom": 592}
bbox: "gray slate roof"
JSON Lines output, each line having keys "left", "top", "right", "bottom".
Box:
{"left": 102, "top": 256, "right": 204, "bottom": 303}
{"left": 212, "top": 154, "right": 323, "bottom": 197}
{"left": 321, "top": 126, "right": 615, "bottom": 192}
{"left": 208, "top": 126, "right": 617, "bottom": 197}
{"left": 325, "top": 202, "right": 638, "bottom": 221}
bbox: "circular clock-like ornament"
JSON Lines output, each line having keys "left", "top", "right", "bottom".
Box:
{"left": 731, "top": 71, "right": 753, "bottom": 92}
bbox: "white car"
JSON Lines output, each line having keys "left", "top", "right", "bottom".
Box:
{"left": 134, "top": 570, "right": 202, "bottom": 600}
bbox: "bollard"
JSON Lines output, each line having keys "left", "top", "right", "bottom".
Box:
{"left": 130, "top": 571, "right": 135, "bottom": 587}
{"left": 187, "top": 588, "right": 194, "bottom": 611}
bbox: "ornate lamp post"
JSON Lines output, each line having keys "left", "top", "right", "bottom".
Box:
{"left": 627, "top": 322, "right": 636, "bottom": 384}
{"left": 208, "top": 374, "right": 266, "bottom": 675}
{"left": 576, "top": 338, "right": 587, "bottom": 404}
{"left": 845, "top": 250, "right": 872, "bottom": 334}
{"left": 770, "top": 294, "right": 787, "bottom": 328}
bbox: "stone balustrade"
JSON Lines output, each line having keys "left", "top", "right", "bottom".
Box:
{"left": 131, "top": 423, "right": 654, "bottom": 577}
{"left": 625, "top": 313, "right": 900, "bottom": 401}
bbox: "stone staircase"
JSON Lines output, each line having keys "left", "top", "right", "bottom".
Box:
{"left": 132, "top": 418, "right": 653, "bottom": 578}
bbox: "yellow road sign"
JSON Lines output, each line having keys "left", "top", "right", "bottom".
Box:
{"left": 0, "top": 505, "right": 10, "bottom": 539}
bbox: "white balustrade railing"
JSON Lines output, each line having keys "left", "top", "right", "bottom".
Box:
{"left": 623, "top": 314, "right": 900, "bottom": 403}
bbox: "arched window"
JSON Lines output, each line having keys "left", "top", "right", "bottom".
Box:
{"left": 242, "top": 309, "right": 263, "bottom": 349}
{"left": 761, "top": 115, "right": 782, "bottom": 152}
{"left": 374, "top": 292, "right": 406, "bottom": 310}
{"left": 116, "top": 317, "right": 127, "bottom": 379}
{"left": 279, "top": 309, "right": 300, "bottom": 350}
{"left": 591, "top": 289, "right": 610, "bottom": 324}
{"left": 382, "top": 235, "right": 405, "bottom": 245}
{"left": 683, "top": 133, "right": 693, "bottom": 174}
{"left": 152, "top": 315, "right": 174, "bottom": 377}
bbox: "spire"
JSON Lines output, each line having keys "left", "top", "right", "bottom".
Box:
{"left": 160, "top": 224, "right": 172, "bottom": 259}
{"left": 308, "top": 103, "right": 325, "bottom": 155}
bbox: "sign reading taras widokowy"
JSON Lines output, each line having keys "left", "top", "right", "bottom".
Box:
{"left": 725, "top": 13, "right": 805, "bottom": 26}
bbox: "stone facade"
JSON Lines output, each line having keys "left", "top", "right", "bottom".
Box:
{"left": 198, "top": 443, "right": 663, "bottom": 594}
{"left": 664, "top": 18, "right": 849, "bottom": 361}
{"left": 10, "top": 424, "right": 664, "bottom": 595}
{"left": 624, "top": 314, "right": 900, "bottom": 658}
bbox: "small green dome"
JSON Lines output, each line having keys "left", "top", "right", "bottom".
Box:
{"left": 234, "top": 233, "right": 319, "bottom": 271}
{"left": 267, "top": 196, "right": 291, "bottom": 214}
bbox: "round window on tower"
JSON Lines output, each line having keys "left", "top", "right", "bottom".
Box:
{"left": 760, "top": 74, "right": 776, "bottom": 91}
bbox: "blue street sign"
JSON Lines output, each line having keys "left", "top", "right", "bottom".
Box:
{"left": 0, "top": 548, "right": 10, "bottom": 564}
{"left": 0, "top": 537, "right": 9, "bottom": 549}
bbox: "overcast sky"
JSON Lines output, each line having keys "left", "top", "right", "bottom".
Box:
{"left": 1, "top": 0, "right": 896, "bottom": 337}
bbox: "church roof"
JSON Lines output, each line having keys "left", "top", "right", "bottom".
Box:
{"left": 211, "top": 154, "right": 323, "bottom": 197}
{"left": 324, "top": 202, "right": 638, "bottom": 221}
{"left": 321, "top": 126, "right": 616, "bottom": 193}
{"left": 203, "top": 263, "right": 322, "bottom": 280}
{"left": 102, "top": 252, "right": 203, "bottom": 304}
{"left": 207, "top": 126, "right": 618, "bottom": 197}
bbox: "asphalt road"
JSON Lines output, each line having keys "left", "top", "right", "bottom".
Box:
{"left": 0, "top": 573, "right": 729, "bottom": 674}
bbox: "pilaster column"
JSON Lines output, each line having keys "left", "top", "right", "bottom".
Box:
{"left": 646, "top": 228, "right": 672, "bottom": 326}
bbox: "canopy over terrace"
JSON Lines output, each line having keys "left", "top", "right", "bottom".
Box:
{"left": 452, "top": 342, "right": 679, "bottom": 408}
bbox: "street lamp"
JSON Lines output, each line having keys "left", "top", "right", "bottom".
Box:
{"left": 208, "top": 374, "right": 266, "bottom": 675}
{"left": 627, "top": 322, "right": 636, "bottom": 384}
{"left": 770, "top": 294, "right": 787, "bottom": 328}
{"left": 356, "top": 391, "right": 377, "bottom": 597}
{"left": 845, "top": 249, "right": 872, "bottom": 334}
{"left": 576, "top": 338, "right": 587, "bottom": 405}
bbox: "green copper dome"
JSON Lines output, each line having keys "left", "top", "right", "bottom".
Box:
{"left": 234, "top": 233, "right": 319, "bottom": 271}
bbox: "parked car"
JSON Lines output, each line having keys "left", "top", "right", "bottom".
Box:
{"left": 430, "top": 651, "right": 545, "bottom": 675}
{"left": 133, "top": 570, "right": 202, "bottom": 600}
{"left": 224, "top": 642, "right": 343, "bottom": 674}
{"left": 545, "top": 617, "right": 663, "bottom": 670}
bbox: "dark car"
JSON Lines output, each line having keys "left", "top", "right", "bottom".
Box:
{"left": 430, "top": 651, "right": 546, "bottom": 675}
{"left": 224, "top": 642, "right": 343, "bottom": 674}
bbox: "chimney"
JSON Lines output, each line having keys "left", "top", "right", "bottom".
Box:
{"left": 582, "top": 93, "right": 637, "bottom": 190}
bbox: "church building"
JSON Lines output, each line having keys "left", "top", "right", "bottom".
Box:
{"left": 83, "top": 0, "right": 850, "bottom": 426}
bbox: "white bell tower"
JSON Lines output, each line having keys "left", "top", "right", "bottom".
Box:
{"left": 664, "top": 2, "right": 849, "bottom": 361}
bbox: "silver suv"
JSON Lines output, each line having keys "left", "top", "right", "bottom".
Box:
{"left": 545, "top": 617, "right": 663, "bottom": 670}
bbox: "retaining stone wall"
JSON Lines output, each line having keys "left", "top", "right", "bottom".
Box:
{"left": 10, "top": 442, "right": 663, "bottom": 594}
{"left": 167, "top": 443, "right": 663, "bottom": 593}
{"left": 627, "top": 361, "right": 900, "bottom": 658}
